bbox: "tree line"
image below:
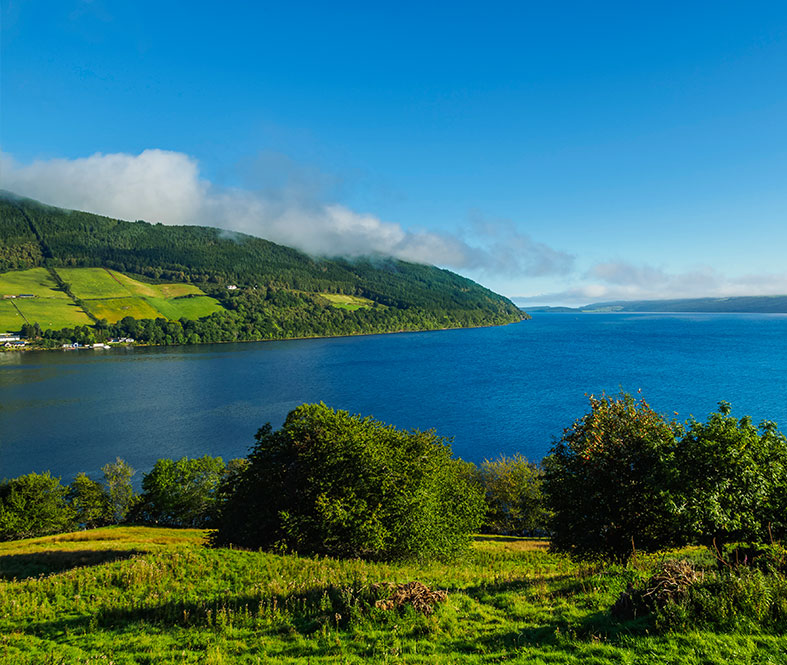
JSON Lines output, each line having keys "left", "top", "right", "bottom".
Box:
{"left": 3, "top": 395, "right": 783, "bottom": 568}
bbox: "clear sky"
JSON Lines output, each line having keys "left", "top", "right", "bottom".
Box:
{"left": 2, "top": 0, "right": 786, "bottom": 304}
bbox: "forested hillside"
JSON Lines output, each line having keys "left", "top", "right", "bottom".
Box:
{"left": 0, "top": 192, "right": 525, "bottom": 343}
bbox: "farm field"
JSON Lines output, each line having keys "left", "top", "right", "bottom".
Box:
{"left": 81, "top": 296, "right": 166, "bottom": 323}
{"left": 144, "top": 295, "right": 224, "bottom": 320}
{"left": 0, "top": 267, "right": 69, "bottom": 299}
{"left": 0, "top": 527, "right": 783, "bottom": 664}
{"left": 13, "top": 298, "right": 92, "bottom": 329}
{"left": 55, "top": 267, "right": 134, "bottom": 299}
{"left": 0, "top": 267, "right": 225, "bottom": 332}
{"left": 320, "top": 293, "right": 376, "bottom": 310}
{"left": 0, "top": 301, "right": 25, "bottom": 333}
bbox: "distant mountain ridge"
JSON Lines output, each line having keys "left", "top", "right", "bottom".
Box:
{"left": 526, "top": 295, "right": 787, "bottom": 314}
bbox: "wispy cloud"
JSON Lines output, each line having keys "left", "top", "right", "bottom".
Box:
{"left": 0, "top": 149, "right": 572, "bottom": 278}
{"left": 513, "top": 260, "right": 787, "bottom": 306}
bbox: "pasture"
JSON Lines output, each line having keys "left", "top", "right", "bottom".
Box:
{"left": 320, "top": 293, "right": 376, "bottom": 310}
{"left": 0, "top": 301, "right": 25, "bottom": 333}
{"left": 0, "top": 527, "right": 783, "bottom": 664}
{"left": 82, "top": 296, "right": 164, "bottom": 323}
{"left": 145, "top": 295, "right": 224, "bottom": 320}
{"left": 0, "top": 267, "right": 69, "bottom": 299}
{"left": 13, "top": 298, "right": 93, "bottom": 329}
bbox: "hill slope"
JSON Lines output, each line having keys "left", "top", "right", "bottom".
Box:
{"left": 0, "top": 192, "right": 525, "bottom": 341}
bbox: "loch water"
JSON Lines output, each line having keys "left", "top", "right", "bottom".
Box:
{"left": 1, "top": 312, "right": 786, "bottom": 481}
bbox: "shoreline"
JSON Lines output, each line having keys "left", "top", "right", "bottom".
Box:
{"left": 0, "top": 315, "right": 528, "bottom": 354}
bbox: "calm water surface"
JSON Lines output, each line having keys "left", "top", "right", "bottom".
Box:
{"left": 1, "top": 313, "right": 786, "bottom": 481}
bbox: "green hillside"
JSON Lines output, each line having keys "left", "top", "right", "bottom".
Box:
{"left": 0, "top": 192, "right": 526, "bottom": 342}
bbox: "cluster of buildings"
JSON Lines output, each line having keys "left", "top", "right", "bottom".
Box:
{"left": 0, "top": 335, "right": 26, "bottom": 348}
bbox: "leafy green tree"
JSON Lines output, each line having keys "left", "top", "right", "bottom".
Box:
{"left": 673, "top": 403, "right": 787, "bottom": 547}
{"left": 543, "top": 393, "right": 681, "bottom": 560}
{"left": 102, "top": 458, "right": 137, "bottom": 523}
{"left": 68, "top": 473, "right": 112, "bottom": 529}
{"left": 135, "top": 456, "right": 227, "bottom": 527}
{"left": 0, "top": 473, "right": 74, "bottom": 540}
{"left": 211, "top": 403, "right": 485, "bottom": 561}
{"left": 479, "top": 454, "right": 547, "bottom": 535}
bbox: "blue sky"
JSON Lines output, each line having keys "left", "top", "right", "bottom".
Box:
{"left": 2, "top": 1, "right": 786, "bottom": 304}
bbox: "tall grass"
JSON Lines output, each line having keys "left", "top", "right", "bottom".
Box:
{"left": 0, "top": 528, "right": 785, "bottom": 663}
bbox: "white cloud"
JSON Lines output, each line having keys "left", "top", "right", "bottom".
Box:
{"left": 0, "top": 149, "right": 573, "bottom": 279}
{"left": 513, "top": 260, "right": 787, "bottom": 306}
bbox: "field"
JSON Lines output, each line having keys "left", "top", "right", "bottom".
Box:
{"left": 320, "top": 293, "right": 376, "bottom": 310}
{"left": 0, "top": 301, "right": 25, "bottom": 333}
{"left": 81, "top": 296, "right": 164, "bottom": 323}
{"left": 55, "top": 267, "right": 131, "bottom": 299}
{"left": 144, "top": 295, "right": 224, "bottom": 320}
{"left": 0, "top": 268, "right": 70, "bottom": 299}
{"left": 13, "top": 298, "right": 93, "bottom": 329}
{"left": 0, "top": 268, "right": 225, "bottom": 331}
{"left": 0, "top": 528, "right": 783, "bottom": 664}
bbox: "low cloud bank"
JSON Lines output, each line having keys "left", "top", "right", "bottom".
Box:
{"left": 514, "top": 260, "right": 787, "bottom": 306}
{"left": 0, "top": 149, "right": 573, "bottom": 278}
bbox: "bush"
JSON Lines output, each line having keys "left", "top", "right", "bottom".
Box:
{"left": 0, "top": 472, "right": 74, "bottom": 540}
{"left": 673, "top": 403, "right": 787, "bottom": 547}
{"left": 211, "top": 403, "right": 485, "bottom": 560}
{"left": 133, "top": 455, "right": 227, "bottom": 527}
{"left": 478, "top": 454, "right": 547, "bottom": 535}
{"left": 543, "top": 393, "right": 680, "bottom": 560}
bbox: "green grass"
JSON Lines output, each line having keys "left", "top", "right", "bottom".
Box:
{"left": 55, "top": 267, "right": 131, "bottom": 299}
{"left": 145, "top": 295, "right": 224, "bottom": 320}
{"left": 0, "top": 301, "right": 25, "bottom": 333}
{"left": 320, "top": 293, "right": 376, "bottom": 311}
{"left": 0, "top": 528, "right": 783, "bottom": 664}
{"left": 82, "top": 296, "right": 163, "bottom": 323}
{"left": 13, "top": 298, "right": 93, "bottom": 329}
{"left": 0, "top": 268, "right": 70, "bottom": 299}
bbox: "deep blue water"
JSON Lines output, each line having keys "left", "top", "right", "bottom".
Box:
{"left": 1, "top": 313, "right": 786, "bottom": 481}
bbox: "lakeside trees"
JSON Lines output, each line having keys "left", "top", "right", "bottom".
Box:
{"left": 211, "top": 403, "right": 486, "bottom": 560}
{"left": 544, "top": 394, "right": 787, "bottom": 560}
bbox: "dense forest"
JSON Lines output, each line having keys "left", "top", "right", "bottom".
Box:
{"left": 0, "top": 192, "right": 525, "bottom": 343}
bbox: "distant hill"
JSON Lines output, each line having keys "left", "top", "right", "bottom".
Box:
{"left": 0, "top": 192, "right": 525, "bottom": 343}
{"left": 526, "top": 296, "right": 787, "bottom": 314}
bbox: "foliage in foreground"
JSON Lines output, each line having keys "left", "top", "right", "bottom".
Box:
{"left": 544, "top": 393, "right": 787, "bottom": 560}
{"left": 1, "top": 527, "right": 786, "bottom": 664}
{"left": 211, "top": 403, "right": 486, "bottom": 560}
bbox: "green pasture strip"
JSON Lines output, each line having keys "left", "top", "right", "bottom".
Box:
{"left": 0, "top": 527, "right": 782, "bottom": 663}
{"left": 55, "top": 267, "right": 131, "bottom": 299}
{"left": 319, "top": 293, "right": 375, "bottom": 310}
{"left": 13, "top": 298, "right": 92, "bottom": 330}
{"left": 144, "top": 295, "right": 224, "bottom": 320}
{"left": 111, "top": 271, "right": 205, "bottom": 299}
{"left": 0, "top": 267, "right": 69, "bottom": 299}
{"left": 82, "top": 296, "right": 163, "bottom": 323}
{"left": 0, "top": 301, "right": 25, "bottom": 333}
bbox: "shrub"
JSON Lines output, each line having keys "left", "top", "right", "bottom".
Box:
{"left": 211, "top": 403, "right": 485, "bottom": 560}
{"left": 543, "top": 393, "right": 680, "bottom": 560}
{"left": 0, "top": 472, "right": 74, "bottom": 540}
{"left": 133, "top": 455, "right": 227, "bottom": 527}
{"left": 673, "top": 403, "right": 787, "bottom": 547}
{"left": 478, "top": 454, "right": 547, "bottom": 535}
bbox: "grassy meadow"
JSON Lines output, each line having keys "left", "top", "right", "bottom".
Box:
{"left": 319, "top": 293, "right": 376, "bottom": 311}
{"left": 0, "top": 300, "right": 25, "bottom": 333}
{"left": 0, "top": 527, "right": 784, "bottom": 664}
{"left": 0, "top": 267, "right": 225, "bottom": 331}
